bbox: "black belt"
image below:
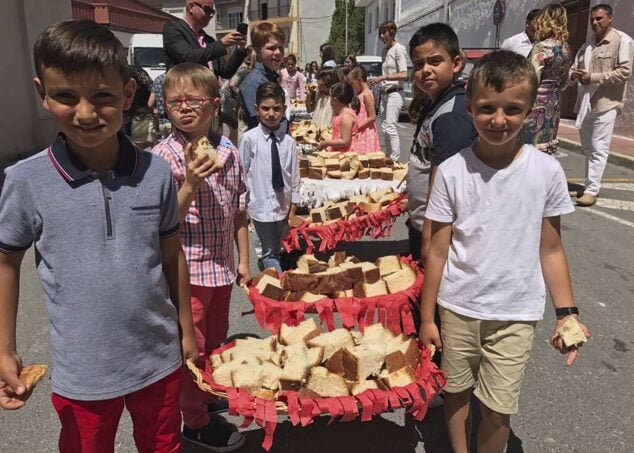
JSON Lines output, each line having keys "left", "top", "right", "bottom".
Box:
{"left": 385, "top": 87, "right": 403, "bottom": 94}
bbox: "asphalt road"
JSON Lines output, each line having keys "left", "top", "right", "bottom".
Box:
{"left": 1, "top": 123, "right": 633, "bottom": 453}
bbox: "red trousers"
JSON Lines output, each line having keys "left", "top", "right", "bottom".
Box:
{"left": 52, "top": 370, "right": 183, "bottom": 453}
{"left": 180, "top": 284, "right": 233, "bottom": 429}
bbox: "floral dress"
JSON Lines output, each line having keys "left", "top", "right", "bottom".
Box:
{"left": 524, "top": 38, "right": 573, "bottom": 154}
{"left": 329, "top": 107, "right": 359, "bottom": 152}
{"left": 352, "top": 90, "right": 381, "bottom": 153}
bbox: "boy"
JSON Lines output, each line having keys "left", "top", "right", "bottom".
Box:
{"left": 152, "top": 62, "right": 249, "bottom": 452}
{"left": 239, "top": 22, "right": 286, "bottom": 129}
{"left": 239, "top": 82, "right": 299, "bottom": 272}
{"left": 406, "top": 23, "right": 477, "bottom": 262}
{"left": 0, "top": 20, "right": 197, "bottom": 452}
{"left": 420, "top": 50, "right": 590, "bottom": 453}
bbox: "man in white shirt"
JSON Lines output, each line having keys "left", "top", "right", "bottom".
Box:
{"left": 500, "top": 9, "right": 540, "bottom": 57}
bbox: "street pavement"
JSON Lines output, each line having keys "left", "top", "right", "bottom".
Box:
{"left": 1, "top": 122, "right": 633, "bottom": 453}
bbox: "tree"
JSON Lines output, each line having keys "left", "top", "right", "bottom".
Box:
{"left": 328, "top": 0, "right": 365, "bottom": 62}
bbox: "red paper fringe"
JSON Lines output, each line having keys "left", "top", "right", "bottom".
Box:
{"left": 283, "top": 194, "right": 408, "bottom": 253}
{"left": 248, "top": 256, "right": 423, "bottom": 335}
{"left": 195, "top": 340, "right": 446, "bottom": 451}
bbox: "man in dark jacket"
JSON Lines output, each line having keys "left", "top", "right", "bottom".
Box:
{"left": 163, "top": 0, "right": 246, "bottom": 79}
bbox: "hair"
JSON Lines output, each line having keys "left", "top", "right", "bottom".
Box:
{"left": 379, "top": 21, "right": 397, "bottom": 36}
{"left": 251, "top": 22, "right": 286, "bottom": 49}
{"left": 163, "top": 62, "right": 220, "bottom": 98}
{"left": 344, "top": 54, "right": 358, "bottom": 66}
{"left": 408, "top": 22, "right": 461, "bottom": 60}
{"left": 243, "top": 45, "right": 257, "bottom": 71}
{"left": 256, "top": 81, "right": 285, "bottom": 105}
{"left": 466, "top": 50, "right": 538, "bottom": 105}
{"left": 330, "top": 82, "right": 358, "bottom": 113}
{"left": 33, "top": 19, "right": 129, "bottom": 83}
{"left": 286, "top": 54, "right": 297, "bottom": 65}
{"left": 320, "top": 43, "right": 336, "bottom": 64}
{"left": 310, "top": 60, "right": 319, "bottom": 70}
{"left": 534, "top": 3, "right": 569, "bottom": 42}
{"left": 348, "top": 65, "right": 368, "bottom": 82}
{"left": 526, "top": 8, "right": 541, "bottom": 23}
{"left": 317, "top": 68, "right": 340, "bottom": 89}
{"left": 591, "top": 4, "right": 613, "bottom": 16}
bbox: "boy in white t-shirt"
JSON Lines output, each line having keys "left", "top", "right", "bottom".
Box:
{"left": 420, "top": 50, "right": 590, "bottom": 453}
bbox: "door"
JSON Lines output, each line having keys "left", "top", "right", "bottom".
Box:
{"left": 561, "top": 0, "right": 590, "bottom": 118}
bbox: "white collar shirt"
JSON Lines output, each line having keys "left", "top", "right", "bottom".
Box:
{"left": 500, "top": 31, "right": 533, "bottom": 57}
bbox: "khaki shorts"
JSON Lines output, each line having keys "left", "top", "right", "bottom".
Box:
{"left": 439, "top": 306, "right": 537, "bottom": 414}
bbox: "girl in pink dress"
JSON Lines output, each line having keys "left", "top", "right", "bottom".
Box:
{"left": 317, "top": 82, "right": 360, "bottom": 153}
{"left": 347, "top": 66, "right": 381, "bottom": 153}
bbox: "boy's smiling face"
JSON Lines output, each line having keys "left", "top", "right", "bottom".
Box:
{"left": 259, "top": 37, "right": 285, "bottom": 72}
{"left": 34, "top": 67, "right": 135, "bottom": 155}
{"left": 165, "top": 80, "right": 219, "bottom": 138}
{"left": 411, "top": 41, "right": 462, "bottom": 100}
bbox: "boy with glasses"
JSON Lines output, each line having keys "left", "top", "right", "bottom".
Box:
{"left": 153, "top": 62, "right": 250, "bottom": 452}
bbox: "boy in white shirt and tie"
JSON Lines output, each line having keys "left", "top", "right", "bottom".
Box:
{"left": 239, "top": 82, "right": 300, "bottom": 272}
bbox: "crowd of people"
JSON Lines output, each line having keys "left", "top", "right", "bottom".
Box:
{"left": 0, "top": 1, "right": 630, "bottom": 453}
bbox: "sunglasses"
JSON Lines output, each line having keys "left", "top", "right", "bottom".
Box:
{"left": 191, "top": 2, "right": 215, "bottom": 16}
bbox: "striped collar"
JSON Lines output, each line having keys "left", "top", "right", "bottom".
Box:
{"left": 48, "top": 132, "right": 139, "bottom": 182}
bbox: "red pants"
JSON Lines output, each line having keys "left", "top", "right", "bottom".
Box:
{"left": 52, "top": 370, "right": 183, "bottom": 453}
{"left": 180, "top": 284, "right": 232, "bottom": 429}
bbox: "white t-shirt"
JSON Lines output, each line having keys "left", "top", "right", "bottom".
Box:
{"left": 500, "top": 31, "right": 533, "bottom": 57}
{"left": 425, "top": 145, "right": 574, "bottom": 321}
{"left": 382, "top": 42, "right": 408, "bottom": 89}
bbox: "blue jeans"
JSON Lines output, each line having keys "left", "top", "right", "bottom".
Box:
{"left": 252, "top": 219, "right": 288, "bottom": 273}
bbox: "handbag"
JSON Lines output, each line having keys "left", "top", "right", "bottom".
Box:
{"left": 219, "top": 89, "right": 239, "bottom": 129}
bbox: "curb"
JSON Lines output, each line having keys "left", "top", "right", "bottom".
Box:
{"left": 558, "top": 137, "right": 634, "bottom": 171}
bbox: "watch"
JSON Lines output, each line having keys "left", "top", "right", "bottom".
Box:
{"left": 555, "top": 307, "right": 579, "bottom": 317}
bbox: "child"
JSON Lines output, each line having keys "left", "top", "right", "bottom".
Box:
{"left": 239, "top": 22, "right": 286, "bottom": 130}
{"left": 152, "top": 62, "right": 250, "bottom": 452}
{"left": 280, "top": 53, "right": 306, "bottom": 101}
{"left": 317, "top": 82, "right": 359, "bottom": 152}
{"left": 0, "top": 20, "right": 197, "bottom": 452}
{"left": 420, "top": 50, "right": 590, "bottom": 453}
{"left": 347, "top": 66, "right": 381, "bottom": 153}
{"left": 239, "top": 82, "right": 299, "bottom": 272}
{"left": 406, "top": 23, "right": 477, "bottom": 261}
{"left": 305, "top": 68, "right": 338, "bottom": 128}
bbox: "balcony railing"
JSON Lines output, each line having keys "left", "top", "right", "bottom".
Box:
{"left": 249, "top": 2, "right": 291, "bottom": 20}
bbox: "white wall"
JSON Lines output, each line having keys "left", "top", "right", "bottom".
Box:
{"left": 298, "top": 0, "right": 337, "bottom": 65}
{"left": 363, "top": 0, "right": 398, "bottom": 57}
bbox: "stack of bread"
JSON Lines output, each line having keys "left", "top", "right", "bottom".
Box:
{"left": 253, "top": 252, "right": 417, "bottom": 303}
{"left": 210, "top": 319, "right": 420, "bottom": 399}
{"left": 290, "top": 120, "right": 332, "bottom": 144}
{"left": 299, "top": 151, "right": 407, "bottom": 182}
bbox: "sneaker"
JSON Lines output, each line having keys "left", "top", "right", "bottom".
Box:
{"left": 207, "top": 398, "right": 229, "bottom": 415}
{"left": 182, "top": 420, "right": 245, "bottom": 452}
{"left": 577, "top": 193, "right": 597, "bottom": 207}
{"left": 568, "top": 189, "right": 583, "bottom": 198}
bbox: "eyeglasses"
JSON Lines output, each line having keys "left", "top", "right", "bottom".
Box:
{"left": 191, "top": 2, "right": 215, "bottom": 16}
{"left": 165, "top": 97, "right": 213, "bottom": 110}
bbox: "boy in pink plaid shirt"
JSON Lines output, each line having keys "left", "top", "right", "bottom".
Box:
{"left": 152, "top": 62, "right": 250, "bottom": 452}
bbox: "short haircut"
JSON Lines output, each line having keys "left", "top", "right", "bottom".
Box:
{"left": 330, "top": 82, "right": 355, "bottom": 104}
{"left": 526, "top": 8, "right": 541, "bottom": 23}
{"left": 348, "top": 65, "right": 367, "bottom": 81}
{"left": 320, "top": 43, "right": 336, "bottom": 63}
{"left": 591, "top": 4, "right": 613, "bottom": 16}
{"left": 163, "top": 62, "right": 219, "bottom": 98}
{"left": 466, "top": 50, "right": 538, "bottom": 105}
{"left": 256, "top": 81, "right": 285, "bottom": 105}
{"left": 286, "top": 54, "right": 297, "bottom": 64}
{"left": 317, "top": 68, "right": 340, "bottom": 89}
{"left": 379, "top": 21, "right": 397, "bottom": 36}
{"left": 408, "top": 22, "right": 461, "bottom": 59}
{"left": 33, "top": 19, "right": 128, "bottom": 83}
{"left": 251, "top": 22, "right": 286, "bottom": 49}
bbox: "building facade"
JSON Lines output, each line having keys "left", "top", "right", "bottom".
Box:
{"left": 356, "top": 0, "right": 399, "bottom": 57}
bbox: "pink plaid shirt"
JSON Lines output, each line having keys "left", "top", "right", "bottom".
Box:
{"left": 152, "top": 129, "right": 246, "bottom": 287}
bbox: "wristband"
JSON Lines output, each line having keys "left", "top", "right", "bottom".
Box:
{"left": 555, "top": 307, "right": 579, "bottom": 317}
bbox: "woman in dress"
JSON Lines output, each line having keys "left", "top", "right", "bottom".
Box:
{"left": 524, "top": 3, "right": 573, "bottom": 155}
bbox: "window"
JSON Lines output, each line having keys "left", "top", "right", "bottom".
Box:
{"left": 228, "top": 12, "right": 243, "bottom": 29}
{"left": 391, "top": 3, "right": 395, "bottom": 20}
{"left": 261, "top": 2, "right": 268, "bottom": 20}
{"left": 375, "top": 6, "right": 379, "bottom": 29}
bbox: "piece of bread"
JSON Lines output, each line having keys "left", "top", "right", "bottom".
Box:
{"left": 353, "top": 280, "right": 388, "bottom": 298}
{"left": 383, "top": 266, "right": 417, "bottom": 294}
{"left": 308, "top": 167, "right": 326, "bottom": 180}
{"left": 557, "top": 317, "right": 588, "bottom": 347}
{"left": 369, "top": 188, "right": 394, "bottom": 203}
{"left": 278, "top": 318, "right": 323, "bottom": 346}
{"left": 306, "top": 346, "right": 325, "bottom": 367}
{"left": 324, "top": 158, "right": 341, "bottom": 170}
{"left": 308, "top": 260, "right": 330, "bottom": 274}
{"left": 375, "top": 255, "right": 402, "bottom": 276}
{"left": 328, "top": 251, "right": 347, "bottom": 267}
{"left": 279, "top": 356, "right": 309, "bottom": 390}
{"left": 305, "top": 366, "right": 350, "bottom": 397}
{"left": 357, "top": 155, "right": 370, "bottom": 168}
{"left": 297, "top": 387, "right": 323, "bottom": 399}
{"left": 210, "top": 354, "right": 223, "bottom": 369}
{"left": 15, "top": 365, "right": 48, "bottom": 391}
{"left": 327, "top": 170, "right": 342, "bottom": 179}
{"left": 349, "top": 379, "right": 379, "bottom": 395}
{"left": 212, "top": 357, "right": 261, "bottom": 387}
{"left": 385, "top": 338, "right": 420, "bottom": 372}
{"left": 381, "top": 167, "right": 394, "bottom": 181}
{"left": 326, "top": 204, "right": 347, "bottom": 220}
{"left": 299, "top": 291, "right": 327, "bottom": 303}
{"left": 378, "top": 193, "right": 401, "bottom": 206}
{"left": 261, "top": 361, "right": 283, "bottom": 390}
{"left": 252, "top": 389, "right": 278, "bottom": 400}
{"left": 299, "top": 157, "right": 309, "bottom": 169}
{"left": 357, "top": 168, "right": 370, "bottom": 179}
{"left": 282, "top": 269, "right": 357, "bottom": 294}
{"left": 231, "top": 365, "right": 264, "bottom": 390}
{"left": 307, "top": 328, "right": 355, "bottom": 360}
{"left": 370, "top": 169, "right": 382, "bottom": 179}
{"left": 234, "top": 335, "right": 277, "bottom": 351}
{"left": 299, "top": 167, "right": 309, "bottom": 178}
{"left": 191, "top": 136, "right": 217, "bottom": 163}
{"left": 379, "top": 365, "right": 417, "bottom": 389}
{"left": 362, "top": 323, "right": 396, "bottom": 343}
{"left": 360, "top": 262, "right": 381, "bottom": 283}
{"left": 324, "top": 348, "right": 346, "bottom": 375}
{"left": 252, "top": 268, "right": 279, "bottom": 286}
{"left": 255, "top": 274, "right": 285, "bottom": 301}
{"left": 310, "top": 207, "right": 328, "bottom": 223}
{"left": 369, "top": 156, "right": 385, "bottom": 168}
{"left": 342, "top": 170, "right": 357, "bottom": 180}
{"left": 296, "top": 254, "right": 318, "bottom": 273}
{"left": 342, "top": 345, "right": 385, "bottom": 381}
{"left": 279, "top": 342, "right": 308, "bottom": 366}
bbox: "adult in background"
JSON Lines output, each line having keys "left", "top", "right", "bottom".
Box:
{"left": 280, "top": 54, "right": 306, "bottom": 100}
{"left": 525, "top": 3, "right": 573, "bottom": 155}
{"left": 344, "top": 54, "right": 358, "bottom": 70}
{"left": 501, "top": 9, "right": 540, "bottom": 57}
{"left": 320, "top": 43, "right": 337, "bottom": 68}
{"left": 370, "top": 20, "right": 408, "bottom": 161}
{"left": 163, "top": 0, "right": 246, "bottom": 78}
{"left": 570, "top": 3, "right": 633, "bottom": 206}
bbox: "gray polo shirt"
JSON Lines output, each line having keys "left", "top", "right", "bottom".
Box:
{"left": 0, "top": 133, "right": 183, "bottom": 400}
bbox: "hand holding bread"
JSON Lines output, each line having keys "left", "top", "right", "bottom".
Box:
{"left": 184, "top": 136, "right": 223, "bottom": 188}
{"left": 551, "top": 316, "right": 590, "bottom": 366}
{"left": 0, "top": 357, "right": 48, "bottom": 410}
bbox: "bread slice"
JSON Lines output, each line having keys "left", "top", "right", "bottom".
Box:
{"left": 324, "top": 158, "right": 340, "bottom": 170}
{"left": 326, "top": 204, "right": 347, "bottom": 220}
{"left": 306, "top": 346, "right": 325, "bottom": 367}
{"left": 385, "top": 338, "right": 420, "bottom": 372}
{"left": 381, "top": 167, "right": 393, "bottom": 181}
{"left": 360, "top": 262, "right": 381, "bottom": 283}
{"left": 327, "top": 170, "right": 342, "bottom": 179}
{"left": 310, "top": 207, "right": 328, "bottom": 223}
{"left": 252, "top": 389, "right": 278, "bottom": 400}
{"left": 299, "top": 291, "right": 327, "bottom": 303}
{"left": 231, "top": 365, "right": 264, "bottom": 390}
{"left": 308, "top": 167, "right": 326, "bottom": 180}
{"left": 353, "top": 280, "right": 388, "bottom": 298}
{"left": 210, "top": 353, "right": 223, "bottom": 369}
{"left": 379, "top": 365, "right": 417, "bottom": 389}
{"left": 357, "top": 168, "right": 370, "bottom": 179}
{"left": 307, "top": 328, "right": 355, "bottom": 360}
{"left": 278, "top": 318, "right": 323, "bottom": 346}
{"left": 328, "top": 251, "right": 347, "bottom": 267}
{"left": 192, "top": 136, "right": 217, "bottom": 163}
{"left": 305, "top": 366, "right": 350, "bottom": 397}
{"left": 557, "top": 317, "right": 588, "bottom": 347}
{"left": 279, "top": 356, "right": 309, "bottom": 391}
{"left": 375, "top": 255, "right": 402, "bottom": 276}
{"left": 342, "top": 345, "right": 385, "bottom": 381}
{"left": 383, "top": 266, "right": 417, "bottom": 294}
{"left": 234, "top": 335, "right": 277, "bottom": 351}
{"left": 370, "top": 169, "right": 382, "bottom": 180}
{"left": 212, "top": 357, "right": 261, "bottom": 387}
{"left": 279, "top": 341, "right": 308, "bottom": 366}
{"left": 296, "top": 254, "right": 317, "bottom": 273}
{"left": 350, "top": 379, "right": 379, "bottom": 395}
{"left": 252, "top": 268, "right": 279, "bottom": 286}
{"left": 362, "top": 323, "right": 396, "bottom": 343}
{"left": 261, "top": 361, "right": 283, "bottom": 390}
{"left": 256, "top": 274, "right": 285, "bottom": 301}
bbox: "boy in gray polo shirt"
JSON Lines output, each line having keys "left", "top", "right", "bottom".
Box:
{"left": 0, "top": 20, "right": 197, "bottom": 452}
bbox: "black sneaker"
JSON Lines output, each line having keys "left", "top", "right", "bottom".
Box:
{"left": 207, "top": 398, "right": 229, "bottom": 415}
{"left": 182, "top": 420, "right": 245, "bottom": 452}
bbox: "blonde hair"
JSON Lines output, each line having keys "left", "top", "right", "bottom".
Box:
{"left": 251, "top": 22, "right": 286, "bottom": 49}
{"left": 534, "top": 4, "right": 569, "bottom": 42}
{"left": 162, "top": 62, "right": 220, "bottom": 98}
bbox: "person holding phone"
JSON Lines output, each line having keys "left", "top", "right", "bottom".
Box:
{"left": 163, "top": 0, "right": 247, "bottom": 79}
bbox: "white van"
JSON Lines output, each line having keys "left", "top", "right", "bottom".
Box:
{"left": 127, "top": 33, "right": 166, "bottom": 80}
